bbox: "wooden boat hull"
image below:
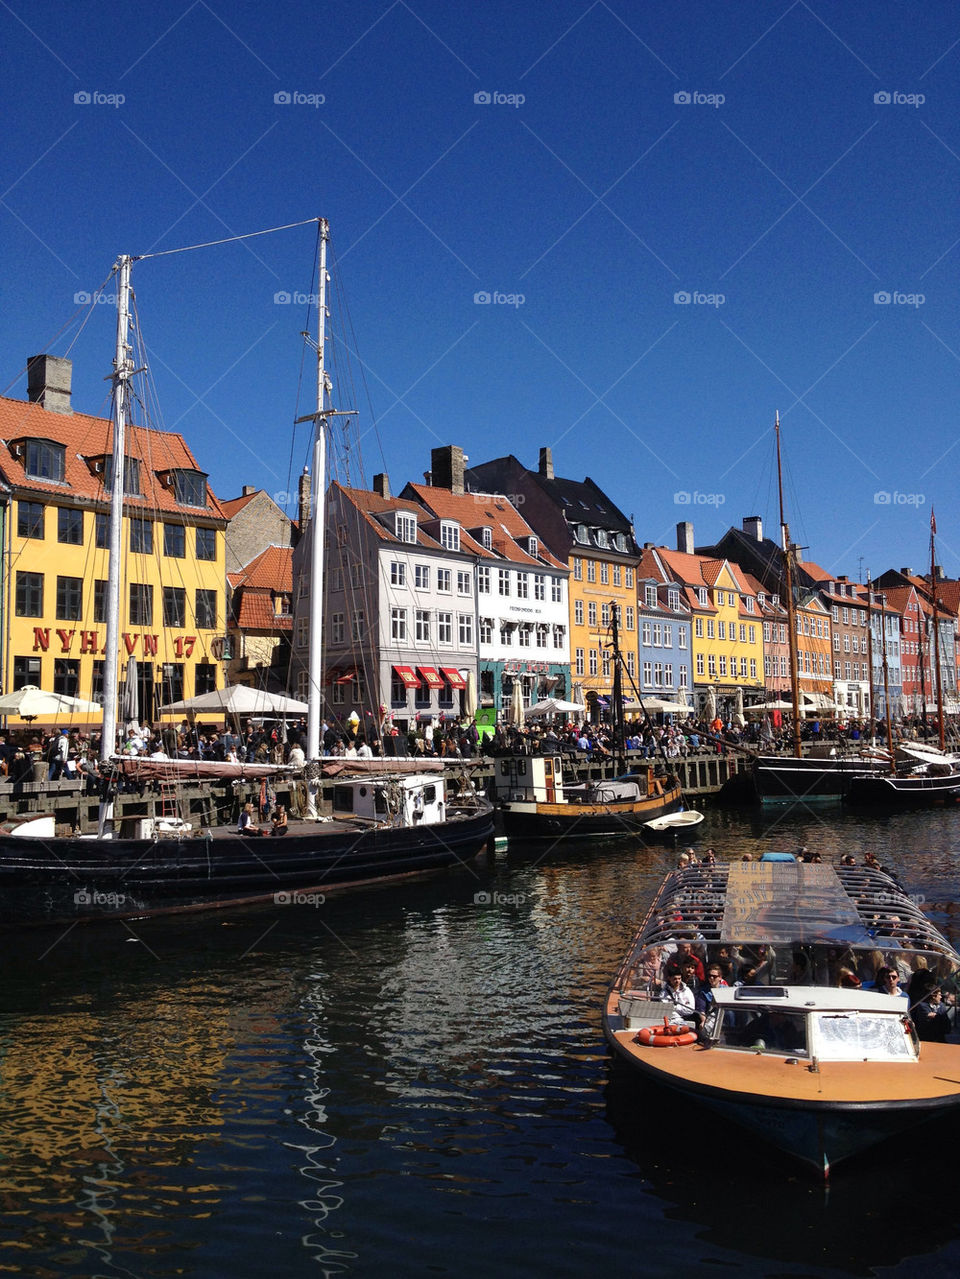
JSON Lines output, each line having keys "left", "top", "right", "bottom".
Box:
{"left": 603, "top": 992, "right": 960, "bottom": 1176}
{"left": 0, "top": 803, "right": 495, "bottom": 926}
{"left": 500, "top": 781, "right": 682, "bottom": 839}
{"left": 846, "top": 771, "right": 960, "bottom": 808}
{"left": 753, "top": 754, "right": 886, "bottom": 802}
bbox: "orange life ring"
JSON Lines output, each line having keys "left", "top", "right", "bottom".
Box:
{"left": 635, "top": 1016, "right": 697, "bottom": 1047}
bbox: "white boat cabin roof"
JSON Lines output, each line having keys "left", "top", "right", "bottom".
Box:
{"left": 711, "top": 984, "right": 906, "bottom": 1014}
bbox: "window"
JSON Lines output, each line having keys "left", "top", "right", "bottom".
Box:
{"left": 552, "top": 577, "right": 562, "bottom": 603}
{"left": 94, "top": 579, "right": 107, "bottom": 623}
{"left": 664, "top": 662, "right": 673, "bottom": 686}
{"left": 159, "top": 663, "right": 184, "bottom": 707}
{"left": 195, "top": 589, "right": 217, "bottom": 629}
{"left": 626, "top": 652, "right": 635, "bottom": 676}
{"left": 481, "top": 527, "right": 493, "bottom": 550}
{"left": 518, "top": 624, "right": 532, "bottom": 648}
{"left": 706, "top": 619, "right": 715, "bottom": 638}
{"left": 589, "top": 602, "right": 598, "bottom": 627}
{"left": 573, "top": 557, "right": 583, "bottom": 581}
{"left": 352, "top": 610, "right": 364, "bottom": 640}
{"left": 613, "top": 564, "right": 621, "bottom": 586}
{"left": 95, "top": 513, "right": 109, "bottom": 548}
{"left": 17, "top": 501, "right": 44, "bottom": 539}
{"left": 719, "top": 655, "right": 727, "bottom": 677}
{"left": 163, "top": 586, "right": 186, "bottom": 627}
{"left": 589, "top": 649, "right": 598, "bottom": 676}
{"left": 717, "top": 621, "right": 725, "bottom": 640}
{"left": 516, "top": 574, "right": 528, "bottom": 599}
{"left": 477, "top": 566, "right": 489, "bottom": 594}
{"left": 415, "top": 610, "right": 430, "bottom": 642}
{"left": 437, "top": 568, "right": 452, "bottom": 593}
{"left": 58, "top": 507, "right": 83, "bottom": 544}
{"left": 440, "top": 520, "right": 460, "bottom": 552}
{"left": 15, "top": 571, "right": 43, "bottom": 616}
{"left": 479, "top": 617, "right": 493, "bottom": 645}
{"left": 350, "top": 561, "right": 364, "bottom": 589}
{"left": 534, "top": 574, "right": 545, "bottom": 601}
{"left": 459, "top": 614, "right": 473, "bottom": 645}
{"left": 130, "top": 518, "right": 153, "bottom": 554}
{"left": 643, "top": 661, "right": 652, "bottom": 686}
{"left": 553, "top": 624, "right": 565, "bottom": 649}
{"left": 586, "top": 561, "right": 596, "bottom": 583}
{"left": 679, "top": 626, "right": 687, "bottom": 648}
{"left": 129, "top": 583, "right": 153, "bottom": 626}
{"left": 195, "top": 663, "right": 217, "bottom": 695}
{"left": 458, "top": 571, "right": 471, "bottom": 595}
{"left": 172, "top": 470, "right": 207, "bottom": 507}
{"left": 499, "top": 569, "right": 510, "bottom": 596}
{"left": 196, "top": 527, "right": 216, "bottom": 560}
{"left": 14, "top": 655, "right": 42, "bottom": 689}
{"left": 654, "top": 661, "right": 663, "bottom": 685}
{"left": 415, "top": 564, "right": 430, "bottom": 590}
{"left": 625, "top": 568, "right": 634, "bottom": 588}
{"left": 740, "top": 657, "right": 748, "bottom": 677}
{"left": 698, "top": 588, "right": 708, "bottom": 606}
{"left": 679, "top": 665, "right": 688, "bottom": 688}
{"left": 575, "top": 600, "right": 584, "bottom": 625}
{"left": 748, "top": 625, "right": 755, "bottom": 644}
{"left": 391, "top": 674, "right": 408, "bottom": 706}
{"left": 331, "top": 612, "right": 344, "bottom": 643}
{"left": 390, "top": 561, "right": 406, "bottom": 587}
{"left": 652, "top": 623, "right": 662, "bottom": 645}
{"left": 395, "top": 512, "right": 417, "bottom": 543}
{"left": 575, "top": 647, "right": 584, "bottom": 675}
{"left": 164, "top": 523, "right": 185, "bottom": 558}
{"left": 668, "top": 588, "right": 680, "bottom": 611}
{"left": 601, "top": 603, "right": 610, "bottom": 627}
{"left": 104, "top": 454, "right": 141, "bottom": 496}
{"left": 600, "top": 562, "right": 609, "bottom": 585}
{"left": 625, "top": 606, "right": 635, "bottom": 631}
{"left": 602, "top": 651, "right": 611, "bottom": 677}
{"left": 745, "top": 596, "right": 754, "bottom": 613}
{"left": 695, "top": 617, "right": 703, "bottom": 638}
{"left": 391, "top": 608, "right": 407, "bottom": 641}
{"left": 53, "top": 658, "right": 79, "bottom": 696}
{"left": 708, "top": 654, "right": 717, "bottom": 677}
{"left": 696, "top": 653, "right": 705, "bottom": 676}
{"left": 24, "top": 439, "right": 65, "bottom": 481}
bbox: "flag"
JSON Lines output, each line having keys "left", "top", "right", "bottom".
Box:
{"left": 931, "top": 508, "right": 937, "bottom": 535}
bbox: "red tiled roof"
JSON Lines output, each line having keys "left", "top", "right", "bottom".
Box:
{"left": 219, "top": 491, "right": 260, "bottom": 519}
{"left": 0, "top": 394, "right": 226, "bottom": 519}
{"left": 227, "top": 545, "right": 292, "bottom": 592}
{"left": 404, "top": 483, "right": 567, "bottom": 571}
{"left": 234, "top": 591, "right": 292, "bottom": 631}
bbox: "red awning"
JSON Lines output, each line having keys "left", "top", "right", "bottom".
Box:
{"left": 393, "top": 665, "right": 420, "bottom": 689}
{"left": 441, "top": 667, "right": 467, "bottom": 690}
{"left": 326, "top": 664, "right": 358, "bottom": 685}
{"left": 336, "top": 666, "right": 358, "bottom": 684}
{"left": 418, "top": 666, "right": 444, "bottom": 690}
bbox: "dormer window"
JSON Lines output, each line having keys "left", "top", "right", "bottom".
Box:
{"left": 527, "top": 535, "right": 538, "bottom": 558}
{"left": 697, "top": 587, "right": 708, "bottom": 606}
{"left": 668, "top": 588, "right": 680, "bottom": 611}
{"left": 21, "top": 438, "right": 65, "bottom": 482}
{"left": 644, "top": 585, "right": 657, "bottom": 607}
{"left": 575, "top": 523, "right": 589, "bottom": 544}
{"left": 614, "top": 532, "right": 628, "bottom": 552}
{"left": 595, "top": 529, "right": 609, "bottom": 549}
{"left": 439, "top": 520, "right": 460, "bottom": 552}
{"left": 745, "top": 596, "right": 755, "bottom": 613}
{"left": 170, "top": 469, "right": 208, "bottom": 507}
{"left": 395, "top": 511, "right": 417, "bottom": 544}
{"left": 103, "top": 454, "right": 142, "bottom": 496}
{"left": 481, "top": 526, "right": 493, "bottom": 550}
{"left": 772, "top": 594, "right": 780, "bottom": 606}
{"left": 758, "top": 592, "right": 765, "bottom": 605}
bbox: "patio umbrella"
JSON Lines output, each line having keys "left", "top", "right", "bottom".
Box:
{"left": 733, "top": 686, "right": 746, "bottom": 728}
{"left": 509, "top": 679, "right": 525, "bottom": 728}
{"left": 525, "top": 697, "right": 586, "bottom": 719}
{"left": 704, "top": 685, "right": 717, "bottom": 722}
{"left": 464, "top": 671, "right": 478, "bottom": 719}
{"left": 159, "top": 684, "right": 309, "bottom": 715}
{"left": 0, "top": 685, "right": 101, "bottom": 721}
{"left": 121, "top": 655, "right": 140, "bottom": 728}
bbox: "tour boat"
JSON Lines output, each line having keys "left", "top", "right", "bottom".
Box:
{"left": 0, "top": 220, "right": 494, "bottom": 926}
{"left": 602, "top": 855, "right": 960, "bottom": 1176}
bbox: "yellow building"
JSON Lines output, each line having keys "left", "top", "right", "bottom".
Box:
{"left": 0, "top": 356, "right": 227, "bottom": 729}
{"left": 650, "top": 545, "right": 764, "bottom": 716}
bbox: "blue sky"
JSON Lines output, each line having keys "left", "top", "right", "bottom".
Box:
{"left": 3, "top": 1, "right": 959, "bottom": 580}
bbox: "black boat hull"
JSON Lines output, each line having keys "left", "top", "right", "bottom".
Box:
{"left": 0, "top": 805, "right": 495, "bottom": 926}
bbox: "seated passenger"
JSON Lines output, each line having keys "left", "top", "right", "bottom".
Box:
{"left": 238, "top": 802, "right": 261, "bottom": 836}
{"left": 664, "top": 940, "right": 705, "bottom": 983}
{"left": 872, "top": 967, "right": 906, "bottom": 997}
{"left": 913, "top": 987, "right": 952, "bottom": 1042}
{"left": 659, "top": 971, "right": 699, "bottom": 1025}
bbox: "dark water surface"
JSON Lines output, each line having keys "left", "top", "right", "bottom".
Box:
{"left": 5, "top": 806, "right": 960, "bottom": 1278}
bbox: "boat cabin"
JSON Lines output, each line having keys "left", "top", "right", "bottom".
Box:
{"left": 330, "top": 773, "right": 447, "bottom": 825}
{"left": 496, "top": 755, "right": 567, "bottom": 804}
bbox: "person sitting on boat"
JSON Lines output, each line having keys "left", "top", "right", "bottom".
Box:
{"left": 873, "top": 967, "right": 906, "bottom": 997}
{"left": 677, "top": 849, "right": 693, "bottom": 869}
{"left": 658, "top": 970, "right": 700, "bottom": 1026}
{"left": 271, "top": 804, "right": 288, "bottom": 837}
{"left": 695, "top": 965, "right": 728, "bottom": 1035}
{"left": 912, "top": 985, "right": 952, "bottom": 1042}
{"left": 665, "top": 941, "right": 705, "bottom": 983}
{"left": 238, "top": 802, "right": 261, "bottom": 837}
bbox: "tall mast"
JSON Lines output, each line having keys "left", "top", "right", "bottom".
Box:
{"left": 930, "top": 508, "right": 946, "bottom": 750}
{"left": 305, "top": 219, "right": 329, "bottom": 762}
{"left": 101, "top": 254, "right": 132, "bottom": 763}
{"left": 865, "top": 574, "right": 876, "bottom": 737}
{"left": 610, "top": 600, "right": 625, "bottom": 772}
{"left": 879, "top": 589, "right": 895, "bottom": 766}
{"left": 775, "top": 412, "right": 802, "bottom": 758}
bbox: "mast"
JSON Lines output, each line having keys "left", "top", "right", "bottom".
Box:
{"left": 775, "top": 412, "right": 802, "bottom": 758}
{"left": 101, "top": 255, "right": 132, "bottom": 763}
{"left": 879, "top": 589, "right": 895, "bottom": 765}
{"left": 305, "top": 220, "right": 329, "bottom": 762}
{"left": 610, "top": 600, "right": 625, "bottom": 772}
{"left": 930, "top": 508, "right": 946, "bottom": 750}
{"left": 865, "top": 574, "right": 876, "bottom": 739}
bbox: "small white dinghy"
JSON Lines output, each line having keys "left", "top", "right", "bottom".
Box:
{"left": 643, "top": 809, "right": 704, "bottom": 837}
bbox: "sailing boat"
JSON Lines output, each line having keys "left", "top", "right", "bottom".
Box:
{"left": 752, "top": 414, "right": 888, "bottom": 801}
{"left": 0, "top": 220, "right": 494, "bottom": 926}
{"left": 846, "top": 509, "right": 960, "bottom": 808}
{"left": 495, "top": 601, "right": 683, "bottom": 837}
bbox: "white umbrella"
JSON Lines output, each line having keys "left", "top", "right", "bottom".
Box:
{"left": 0, "top": 685, "right": 101, "bottom": 721}
{"left": 122, "top": 655, "right": 140, "bottom": 728}
{"left": 509, "top": 679, "right": 525, "bottom": 728}
{"left": 733, "top": 686, "right": 746, "bottom": 728}
{"left": 704, "top": 685, "right": 717, "bottom": 721}
{"left": 159, "top": 684, "right": 309, "bottom": 715}
{"left": 623, "top": 697, "right": 691, "bottom": 714}
{"left": 747, "top": 699, "right": 794, "bottom": 712}
{"left": 525, "top": 697, "right": 586, "bottom": 719}
{"left": 464, "top": 670, "right": 478, "bottom": 719}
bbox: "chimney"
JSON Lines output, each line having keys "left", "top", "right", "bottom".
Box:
{"left": 430, "top": 445, "right": 466, "bottom": 495}
{"left": 538, "top": 446, "right": 554, "bottom": 480}
{"left": 676, "top": 521, "right": 694, "bottom": 555}
{"left": 900, "top": 567, "right": 912, "bottom": 576}
{"left": 27, "top": 354, "right": 72, "bottom": 414}
{"left": 934, "top": 564, "right": 943, "bottom": 581}
{"left": 298, "top": 467, "right": 311, "bottom": 531}
{"left": 742, "top": 515, "right": 762, "bottom": 542}
{"left": 242, "top": 485, "right": 257, "bottom": 497}
{"left": 373, "top": 473, "right": 390, "bottom": 499}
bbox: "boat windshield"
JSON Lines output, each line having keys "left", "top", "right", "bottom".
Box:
{"left": 814, "top": 1011, "right": 915, "bottom": 1062}
{"left": 714, "top": 1007, "right": 809, "bottom": 1057}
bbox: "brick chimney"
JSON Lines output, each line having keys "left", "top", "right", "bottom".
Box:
{"left": 372, "top": 473, "right": 390, "bottom": 499}
{"left": 538, "top": 446, "right": 554, "bottom": 480}
{"left": 742, "top": 515, "right": 762, "bottom": 542}
{"left": 27, "top": 354, "right": 72, "bottom": 414}
{"left": 900, "top": 567, "right": 913, "bottom": 576}
{"left": 242, "top": 485, "right": 258, "bottom": 496}
{"left": 298, "top": 468, "right": 311, "bottom": 530}
{"left": 676, "top": 521, "right": 694, "bottom": 555}
{"left": 430, "top": 445, "right": 466, "bottom": 495}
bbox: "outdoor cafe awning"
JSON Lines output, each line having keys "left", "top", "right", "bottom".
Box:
{"left": 418, "top": 667, "right": 444, "bottom": 690}
{"left": 393, "top": 665, "right": 420, "bottom": 689}
{"left": 441, "top": 668, "right": 467, "bottom": 690}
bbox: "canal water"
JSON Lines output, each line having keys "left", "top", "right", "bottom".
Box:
{"left": 5, "top": 806, "right": 960, "bottom": 1278}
